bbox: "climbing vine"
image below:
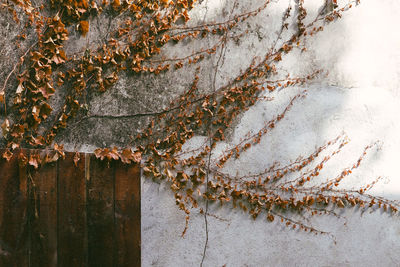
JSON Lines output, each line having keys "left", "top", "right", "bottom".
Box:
{"left": 0, "top": 0, "right": 397, "bottom": 256}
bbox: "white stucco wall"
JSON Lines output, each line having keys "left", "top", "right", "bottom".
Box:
{"left": 142, "top": 0, "right": 400, "bottom": 266}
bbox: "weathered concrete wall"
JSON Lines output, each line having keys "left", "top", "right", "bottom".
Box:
{"left": 140, "top": 1, "right": 400, "bottom": 266}
{"left": 1, "top": 0, "right": 400, "bottom": 266}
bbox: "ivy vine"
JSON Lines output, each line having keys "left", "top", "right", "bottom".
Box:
{"left": 0, "top": 0, "right": 398, "bottom": 261}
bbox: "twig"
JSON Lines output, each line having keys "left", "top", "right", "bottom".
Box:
{"left": 1, "top": 41, "right": 37, "bottom": 115}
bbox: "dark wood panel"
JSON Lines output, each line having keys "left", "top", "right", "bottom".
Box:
{"left": 30, "top": 152, "right": 58, "bottom": 267}
{"left": 115, "top": 162, "right": 141, "bottom": 267}
{"left": 57, "top": 152, "right": 87, "bottom": 267}
{"left": 0, "top": 150, "right": 29, "bottom": 267}
{"left": 87, "top": 156, "right": 115, "bottom": 267}
{"left": 0, "top": 149, "right": 141, "bottom": 267}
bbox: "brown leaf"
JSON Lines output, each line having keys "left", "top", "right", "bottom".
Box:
{"left": 29, "top": 153, "right": 40, "bottom": 169}
{"left": 10, "top": 124, "right": 24, "bottom": 138}
{"left": 2, "top": 149, "right": 13, "bottom": 162}
{"left": 16, "top": 81, "right": 24, "bottom": 94}
{"left": 1, "top": 119, "right": 10, "bottom": 135}
{"left": 94, "top": 148, "right": 103, "bottom": 159}
{"left": 40, "top": 102, "right": 53, "bottom": 119}
{"left": 39, "top": 83, "right": 55, "bottom": 99}
{"left": 120, "top": 148, "right": 134, "bottom": 164}
{"left": 28, "top": 136, "right": 45, "bottom": 146}
{"left": 108, "top": 147, "right": 120, "bottom": 160}
{"left": 54, "top": 143, "right": 65, "bottom": 158}
{"left": 132, "top": 151, "right": 141, "bottom": 163}
{"left": 73, "top": 151, "right": 80, "bottom": 167}
{"left": 18, "top": 152, "right": 28, "bottom": 165}
{"left": 79, "top": 21, "right": 89, "bottom": 36}
{"left": 112, "top": 0, "right": 121, "bottom": 10}
{"left": 43, "top": 152, "right": 59, "bottom": 164}
{"left": 94, "top": 147, "right": 120, "bottom": 161}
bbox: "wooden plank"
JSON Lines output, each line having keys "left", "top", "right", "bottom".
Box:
{"left": 87, "top": 156, "right": 115, "bottom": 267}
{"left": 30, "top": 151, "right": 58, "bottom": 267}
{"left": 0, "top": 149, "right": 29, "bottom": 267}
{"left": 57, "top": 152, "right": 87, "bottom": 267}
{"left": 114, "top": 162, "right": 141, "bottom": 267}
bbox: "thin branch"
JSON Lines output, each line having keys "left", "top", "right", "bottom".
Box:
{"left": 1, "top": 41, "right": 37, "bottom": 115}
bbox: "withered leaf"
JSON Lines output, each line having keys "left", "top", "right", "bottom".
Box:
{"left": 94, "top": 147, "right": 120, "bottom": 161}
{"left": 40, "top": 102, "right": 53, "bottom": 119}
{"left": 39, "top": 83, "right": 55, "bottom": 99}
{"left": 73, "top": 151, "right": 80, "bottom": 167}
{"left": 16, "top": 81, "right": 24, "bottom": 94}
{"left": 2, "top": 149, "right": 13, "bottom": 162}
{"left": 94, "top": 148, "right": 103, "bottom": 159}
{"left": 112, "top": 0, "right": 121, "bottom": 10}
{"left": 54, "top": 143, "right": 65, "bottom": 158}
{"left": 120, "top": 148, "right": 134, "bottom": 164}
{"left": 79, "top": 21, "right": 90, "bottom": 36}
{"left": 18, "top": 152, "right": 27, "bottom": 165}
{"left": 11, "top": 124, "right": 25, "bottom": 138}
{"left": 108, "top": 147, "right": 120, "bottom": 160}
{"left": 132, "top": 151, "right": 141, "bottom": 163}
{"left": 29, "top": 153, "right": 41, "bottom": 169}
{"left": 1, "top": 119, "right": 10, "bottom": 135}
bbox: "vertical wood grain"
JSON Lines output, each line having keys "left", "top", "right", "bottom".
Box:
{"left": 114, "top": 162, "right": 141, "bottom": 267}
{"left": 57, "top": 152, "right": 87, "bottom": 267}
{"left": 87, "top": 156, "right": 115, "bottom": 267}
{"left": 30, "top": 151, "right": 58, "bottom": 267}
{"left": 0, "top": 149, "right": 29, "bottom": 267}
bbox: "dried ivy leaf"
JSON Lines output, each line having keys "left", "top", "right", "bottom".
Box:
{"left": 120, "top": 148, "right": 134, "bottom": 164}
{"left": 108, "top": 147, "right": 120, "bottom": 160}
{"left": 54, "top": 143, "right": 65, "bottom": 158}
{"left": 11, "top": 124, "right": 24, "bottom": 138}
{"left": 40, "top": 102, "right": 53, "bottom": 119}
{"left": 73, "top": 151, "right": 80, "bottom": 167}
{"left": 2, "top": 149, "right": 13, "bottom": 162}
{"left": 132, "top": 151, "right": 141, "bottom": 163}
{"left": 1, "top": 119, "right": 10, "bottom": 135}
{"left": 79, "top": 21, "right": 89, "bottom": 36}
{"left": 94, "top": 147, "right": 120, "bottom": 161}
{"left": 112, "top": 0, "right": 121, "bottom": 11}
{"left": 28, "top": 136, "right": 45, "bottom": 146}
{"left": 39, "top": 83, "right": 55, "bottom": 99}
{"left": 29, "top": 153, "right": 40, "bottom": 169}
{"left": 94, "top": 148, "right": 103, "bottom": 159}
{"left": 16, "top": 81, "right": 24, "bottom": 94}
{"left": 18, "top": 152, "right": 27, "bottom": 165}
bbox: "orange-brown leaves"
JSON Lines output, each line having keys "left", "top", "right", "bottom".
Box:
{"left": 93, "top": 147, "right": 141, "bottom": 163}
{"left": 112, "top": 0, "right": 121, "bottom": 11}
{"left": 79, "top": 21, "right": 89, "bottom": 36}
{"left": 29, "top": 153, "right": 41, "bottom": 169}
{"left": 2, "top": 0, "right": 397, "bottom": 241}
{"left": 2, "top": 149, "right": 13, "bottom": 162}
{"left": 94, "top": 147, "right": 119, "bottom": 161}
{"left": 73, "top": 151, "right": 80, "bottom": 167}
{"left": 54, "top": 143, "right": 65, "bottom": 159}
{"left": 120, "top": 148, "right": 142, "bottom": 164}
{"left": 1, "top": 119, "right": 10, "bottom": 136}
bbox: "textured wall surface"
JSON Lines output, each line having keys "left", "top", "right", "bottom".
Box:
{"left": 1, "top": 0, "right": 400, "bottom": 266}
{"left": 141, "top": 1, "right": 400, "bottom": 266}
